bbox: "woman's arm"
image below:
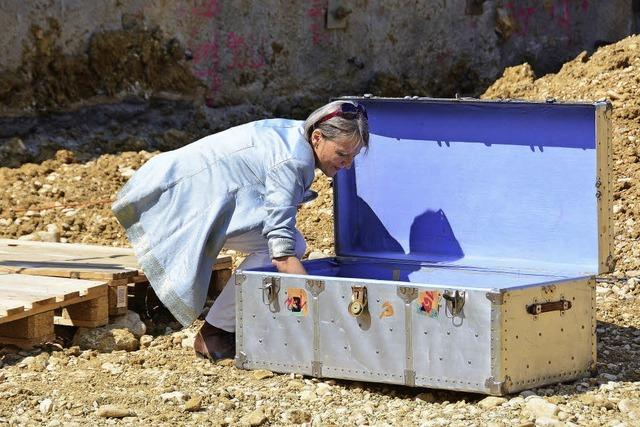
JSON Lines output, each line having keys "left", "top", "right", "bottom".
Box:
{"left": 272, "top": 255, "right": 307, "bottom": 275}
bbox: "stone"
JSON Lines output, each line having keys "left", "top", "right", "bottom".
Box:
{"left": 300, "top": 390, "right": 316, "bottom": 400}
{"left": 184, "top": 396, "right": 202, "bottom": 412}
{"left": 109, "top": 311, "right": 146, "bottom": 338}
{"left": 252, "top": 369, "right": 274, "bottom": 380}
{"left": 160, "top": 391, "right": 189, "bottom": 404}
{"left": 526, "top": 398, "right": 559, "bottom": 418}
{"left": 308, "top": 251, "right": 325, "bottom": 259}
{"left": 72, "top": 327, "right": 140, "bottom": 352}
{"left": 139, "top": 335, "right": 153, "bottom": 347}
{"left": 39, "top": 398, "right": 53, "bottom": 415}
{"left": 283, "top": 409, "right": 311, "bottom": 424}
{"left": 180, "top": 331, "right": 196, "bottom": 349}
{"left": 618, "top": 399, "right": 640, "bottom": 416}
{"left": 521, "top": 390, "right": 538, "bottom": 398}
{"left": 416, "top": 392, "right": 436, "bottom": 403}
{"left": 101, "top": 362, "right": 123, "bottom": 375}
{"left": 478, "top": 396, "right": 507, "bottom": 409}
{"left": 534, "top": 417, "right": 564, "bottom": 427}
{"left": 241, "top": 408, "right": 267, "bottom": 426}
{"left": 97, "top": 405, "right": 135, "bottom": 418}
{"left": 315, "top": 382, "right": 331, "bottom": 396}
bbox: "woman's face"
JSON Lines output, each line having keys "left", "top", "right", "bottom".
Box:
{"left": 311, "top": 129, "right": 362, "bottom": 177}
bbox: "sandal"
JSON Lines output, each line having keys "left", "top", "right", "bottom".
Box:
{"left": 193, "top": 322, "right": 236, "bottom": 361}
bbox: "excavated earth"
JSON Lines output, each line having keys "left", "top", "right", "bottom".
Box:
{"left": 1, "top": 35, "right": 640, "bottom": 426}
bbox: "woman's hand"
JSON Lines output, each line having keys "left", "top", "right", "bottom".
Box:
{"left": 272, "top": 256, "right": 307, "bottom": 275}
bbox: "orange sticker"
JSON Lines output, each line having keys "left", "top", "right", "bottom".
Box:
{"left": 379, "top": 301, "right": 394, "bottom": 319}
{"left": 417, "top": 291, "right": 441, "bottom": 318}
{"left": 284, "top": 288, "right": 308, "bottom": 317}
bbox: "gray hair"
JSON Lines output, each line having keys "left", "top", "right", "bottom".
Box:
{"left": 303, "top": 100, "right": 369, "bottom": 149}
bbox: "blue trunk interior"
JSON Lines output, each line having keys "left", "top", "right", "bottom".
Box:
{"left": 253, "top": 98, "right": 600, "bottom": 290}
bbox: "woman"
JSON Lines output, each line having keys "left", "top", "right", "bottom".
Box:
{"left": 112, "top": 100, "right": 369, "bottom": 360}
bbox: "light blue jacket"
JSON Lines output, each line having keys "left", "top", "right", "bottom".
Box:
{"left": 112, "top": 119, "right": 316, "bottom": 326}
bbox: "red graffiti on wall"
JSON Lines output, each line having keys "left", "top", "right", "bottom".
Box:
{"left": 507, "top": 0, "right": 589, "bottom": 40}
{"left": 192, "top": 0, "right": 221, "bottom": 19}
{"left": 226, "top": 31, "right": 266, "bottom": 70}
{"left": 179, "top": 2, "right": 268, "bottom": 102}
{"left": 308, "top": 0, "right": 329, "bottom": 46}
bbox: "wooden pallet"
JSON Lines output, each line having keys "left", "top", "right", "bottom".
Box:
{"left": 0, "top": 239, "right": 233, "bottom": 314}
{"left": 0, "top": 273, "right": 108, "bottom": 348}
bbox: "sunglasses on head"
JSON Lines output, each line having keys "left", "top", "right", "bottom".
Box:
{"left": 315, "top": 102, "right": 368, "bottom": 127}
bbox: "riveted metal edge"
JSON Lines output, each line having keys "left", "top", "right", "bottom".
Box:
{"left": 485, "top": 291, "right": 505, "bottom": 305}
{"left": 397, "top": 286, "right": 418, "bottom": 304}
{"left": 305, "top": 279, "right": 325, "bottom": 297}
{"left": 596, "top": 104, "right": 613, "bottom": 274}
{"left": 404, "top": 369, "right": 416, "bottom": 387}
{"left": 589, "top": 277, "right": 597, "bottom": 375}
{"left": 235, "top": 351, "right": 247, "bottom": 369}
{"left": 490, "top": 289, "right": 504, "bottom": 393}
{"left": 484, "top": 376, "right": 507, "bottom": 396}
{"left": 312, "top": 361, "right": 322, "bottom": 377}
{"left": 306, "top": 280, "right": 324, "bottom": 378}
{"left": 235, "top": 272, "right": 244, "bottom": 363}
{"left": 235, "top": 273, "right": 246, "bottom": 286}
{"left": 398, "top": 287, "right": 418, "bottom": 386}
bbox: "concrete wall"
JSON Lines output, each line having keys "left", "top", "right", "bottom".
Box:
{"left": 0, "top": 0, "right": 637, "bottom": 115}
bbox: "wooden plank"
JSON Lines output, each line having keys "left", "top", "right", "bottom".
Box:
{"left": 0, "top": 311, "right": 55, "bottom": 348}
{"left": 0, "top": 274, "right": 108, "bottom": 325}
{"left": 55, "top": 295, "right": 109, "bottom": 328}
{"left": 0, "top": 239, "right": 232, "bottom": 279}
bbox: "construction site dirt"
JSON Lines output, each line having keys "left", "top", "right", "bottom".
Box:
{"left": 1, "top": 35, "right": 640, "bottom": 426}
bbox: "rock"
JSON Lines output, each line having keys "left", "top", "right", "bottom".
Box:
{"left": 479, "top": 396, "right": 507, "bottom": 409}
{"left": 109, "top": 311, "right": 146, "bottom": 338}
{"left": 252, "top": 369, "right": 274, "bottom": 380}
{"left": 535, "top": 417, "right": 565, "bottom": 427}
{"left": 180, "top": 331, "right": 196, "bottom": 349}
{"left": 184, "top": 396, "right": 202, "bottom": 412}
{"left": 160, "top": 391, "right": 189, "bottom": 404}
{"left": 300, "top": 390, "right": 316, "bottom": 400}
{"left": 39, "top": 398, "right": 53, "bottom": 414}
{"left": 72, "top": 327, "right": 140, "bottom": 352}
{"left": 315, "top": 382, "right": 331, "bottom": 396}
{"left": 618, "top": 398, "right": 640, "bottom": 416}
{"left": 101, "top": 362, "right": 123, "bottom": 375}
{"left": 283, "top": 409, "right": 311, "bottom": 424}
{"left": 308, "top": 251, "right": 325, "bottom": 260}
{"left": 241, "top": 408, "right": 267, "bottom": 426}
{"left": 521, "top": 390, "right": 537, "bottom": 398}
{"left": 97, "top": 405, "right": 135, "bottom": 418}
{"left": 526, "top": 398, "right": 559, "bottom": 418}
{"left": 139, "top": 335, "right": 153, "bottom": 347}
{"left": 416, "top": 392, "right": 436, "bottom": 403}
{"left": 18, "top": 226, "right": 60, "bottom": 242}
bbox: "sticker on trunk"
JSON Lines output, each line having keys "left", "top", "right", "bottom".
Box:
{"left": 417, "top": 290, "right": 441, "bottom": 317}
{"left": 379, "top": 301, "right": 394, "bottom": 319}
{"left": 284, "top": 288, "right": 308, "bottom": 316}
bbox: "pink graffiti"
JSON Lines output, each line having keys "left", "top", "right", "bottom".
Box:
{"left": 308, "top": 0, "right": 328, "bottom": 46}
{"left": 192, "top": 0, "right": 220, "bottom": 18}
{"left": 191, "top": 37, "right": 222, "bottom": 98}
{"left": 226, "top": 32, "right": 265, "bottom": 70}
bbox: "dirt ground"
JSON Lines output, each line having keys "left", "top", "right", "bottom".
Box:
{"left": 1, "top": 35, "right": 640, "bottom": 426}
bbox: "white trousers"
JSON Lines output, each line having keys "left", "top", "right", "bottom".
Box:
{"left": 205, "top": 228, "right": 306, "bottom": 332}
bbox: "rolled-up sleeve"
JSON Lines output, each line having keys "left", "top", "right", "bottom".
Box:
{"left": 263, "top": 158, "right": 308, "bottom": 258}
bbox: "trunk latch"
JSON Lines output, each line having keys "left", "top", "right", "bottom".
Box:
{"left": 348, "top": 286, "right": 368, "bottom": 316}
{"left": 443, "top": 290, "right": 466, "bottom": 317}
{"left": 261, "top": 277, "right": 280, "bottom": 311}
